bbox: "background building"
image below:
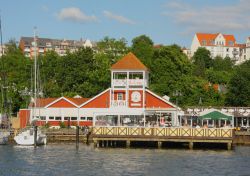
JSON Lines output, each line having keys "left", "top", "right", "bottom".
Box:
{"left": 19, "top": 37, "right": 95, "bottom": 58}
{"left": 191, "top": 33, "right": 243, "bottom": 64}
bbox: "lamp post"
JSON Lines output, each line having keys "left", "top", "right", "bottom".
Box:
{"left": 173, "top": 90, "right": 182, "bottom": 126}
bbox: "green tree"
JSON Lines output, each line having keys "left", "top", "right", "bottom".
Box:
{"left": 0, "top": 40, "right": 32, "bottom": 114}
{"left": 225, "top": 60, "right": 250, "bottom": 106}
{"left": 212, "top": 56, "right": 233, "bottom": 71}
{"left": 39, "top": 51, "right": 61, "bottom": 97}
{"left": 150, "top": 45, "right": 193, "bottom": 106}
{"left": 96, "top": 36, "right": 129, "bottom": 64}
{"left": 131, "top": 35, "right": 154, "bottom": 67}
{"left": 192, "top": 47, "right": 213, "bottom": 77}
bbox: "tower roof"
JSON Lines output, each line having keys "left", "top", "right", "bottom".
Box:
{"left": 111, "top": 52, "right": 148, "bottom": 71}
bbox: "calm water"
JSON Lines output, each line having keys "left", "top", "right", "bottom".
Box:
{"left": 0, "top": 144, "right": 250, "bottom": 176}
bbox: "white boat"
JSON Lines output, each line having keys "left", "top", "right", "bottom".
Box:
{"left": 14, "top": 127, "right": 47, "bottom": 145}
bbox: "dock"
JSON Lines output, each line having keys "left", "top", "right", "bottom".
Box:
{"left": 92, "top": 127, "right": 234, "bottom": 150}
{"left": 9, "top": 127, "right": 248, "bottom": 150}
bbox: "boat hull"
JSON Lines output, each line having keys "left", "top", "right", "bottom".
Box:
{"left": 14, "top": 128, "right": 47, "bottom": 146}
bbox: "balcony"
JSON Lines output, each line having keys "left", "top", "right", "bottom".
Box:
{"left": 113, "top": 79, "right": 145, "bottom": 87}
{"left": 113, "top": 79, "right": 127, "bottom": 87}
{"left": 111, "top": 100, "right": 127, "bottom": 107}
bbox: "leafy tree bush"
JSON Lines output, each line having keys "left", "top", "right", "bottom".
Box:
{"left": 59, "top": 121, "right": 66, "bottom": 128}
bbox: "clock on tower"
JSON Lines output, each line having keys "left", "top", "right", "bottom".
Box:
{"left": 131, "top": 91, "right": 141, "bottom": 103}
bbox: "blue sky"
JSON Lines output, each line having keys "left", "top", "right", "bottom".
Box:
{"left": 1, "top": 0, "right": 250, "bottom": 47}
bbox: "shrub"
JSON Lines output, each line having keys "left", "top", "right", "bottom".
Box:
{"left": 59, "top": 121, "right": 66, "bottom": 128}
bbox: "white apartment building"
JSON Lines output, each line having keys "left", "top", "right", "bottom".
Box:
{"left": 191, "top": 33, "right": 242, "bottom": 64}
{"left": 240, "top": 37, "right": 250, "bottom": 63}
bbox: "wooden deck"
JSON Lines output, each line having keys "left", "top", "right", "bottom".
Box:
{"left": 92, "top": 127, "right": 234, "bottom": 149}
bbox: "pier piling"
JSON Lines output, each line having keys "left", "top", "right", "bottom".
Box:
{"left": 34, "top": 126, "right": 37, "bottom": 147}
{"left": 76, "top": 126, "right": 79, "bottom": 148}
{"left": 189, "top": 142, "right": 193, "bottom": 150}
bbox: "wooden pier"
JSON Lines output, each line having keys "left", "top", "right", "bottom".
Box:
{"left": 43, "top": 129, "right": 90, "bottom": 143}
{"left": 92, "top": 127, "right": 234, "bottom": 150}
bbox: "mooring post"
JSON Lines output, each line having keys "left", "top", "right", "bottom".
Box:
{"left": 158, "top": 141, "right": 162, "bottom": 149}
{"left": 76, "top": 126, "right": 79, "bottom": 148}
{"left": 34, "top": 126, "right": 37, "bottom": 147}
{"left": 227, "top": 142, "right": 232, "bottom": 150}
{"left": 189, "top": 142, "right": 193, "bottom": 150}
{"left": 126, "top": 140, "right": 130, "bottom": 148}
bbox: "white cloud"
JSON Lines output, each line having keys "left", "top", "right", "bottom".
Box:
{"left": 163, "top": 0, "right": 250, "bottom": 34}
{"left": 57, "top": 7, "right": 97, "bottom": 23}
{"left": 103, "top": 10, "right": 135, "bottom": 25}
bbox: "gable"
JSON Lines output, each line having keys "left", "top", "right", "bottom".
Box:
{"left": 48, "top": 99, "right": 77, "bottom": 108}
{"left": 81, "top": 90, "right": 110, "bottom": 108}
{"left": 145, "top": 91, "right": 174, "bottom": 108}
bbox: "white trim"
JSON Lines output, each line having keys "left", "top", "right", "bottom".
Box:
{"left": 79, "top": 88, "right": 111, "bottom": 107}
{"left": 145, "top": 89, "right": 179, "bottom": 109}
{"left": 44, "top": 97, "right": 78, "bottom": 108}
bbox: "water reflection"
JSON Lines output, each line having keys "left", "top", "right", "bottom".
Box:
{"left": 0, "top": 144, "right": 250, "bottom": 176}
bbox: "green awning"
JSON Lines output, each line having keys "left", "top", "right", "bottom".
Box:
{"left": 199, "top": 111, "right": 232, "bottom": 120}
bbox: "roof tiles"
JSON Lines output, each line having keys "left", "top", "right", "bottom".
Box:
{"left": 111, "top": 52, "right": 148, "bottom": 70}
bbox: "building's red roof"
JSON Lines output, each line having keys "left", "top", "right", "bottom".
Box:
{"left": 196, "top": 33, "right": 236, "bottom": 47}
{"left": 30, "top": 98, "right": 58, "bottom": 108}
{"left": 29, "top": 97, "right": 90, "bottom": 107}
{"left": 66, "top": 97, "right": 90, "bottom": 105}
{"left": 111, "top": 52, "right": 148, "bottom": 70}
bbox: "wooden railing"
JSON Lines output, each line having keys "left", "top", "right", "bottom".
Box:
{"left": 92, "top": 127, "right": 233, "bottom": 138}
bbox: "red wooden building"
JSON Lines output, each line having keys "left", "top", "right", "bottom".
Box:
{"left": 19, "top": 52, "right": 181, "bottom": 128}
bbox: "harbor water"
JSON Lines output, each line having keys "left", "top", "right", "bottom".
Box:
{"left": 0, "top": 144, "right": 250, "bottom": 176}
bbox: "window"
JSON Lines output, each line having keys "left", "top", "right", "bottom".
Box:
{"left": 87, "top": 117, "right": 93, "bottom": 121}
{"left": 202, "top": 40, "right": 206, "bottom": 45}
{"left": 40, "top": 116, "right": 46, "bottom": 121}
{"left": 113, "top": 72, "right": 127, "bottom": 79}
{"left": 80, "top": 117, "right": 86, "bottom": 121}
{"left": 118, "top": 93, "right": 123, "bottom": 100}
{"left": 55, "top": 116, "right": 62, "bottom": 121}
{"left": 226, "top": 48, "right": 229, "bottom": 52}
{"left": 49, "top": 116, "right": 54, "bottom": 120}
{"left": 64, "top": 117, "right": 70, "bottom": 120}
{"left": 71, "top": 117, "right": 77, "bottom": 121}
{"left": 129, "top": 72, "right": 143, "bottom": 79}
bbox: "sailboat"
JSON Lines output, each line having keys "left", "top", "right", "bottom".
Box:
{"left": 0, "top": 15, "right": 11, "bottom": 145}
{"left": 14, "top": 27, "right": 47, "bottom": 146}
{"left": 14, "top": 118, "right": 47, "bottom": 145}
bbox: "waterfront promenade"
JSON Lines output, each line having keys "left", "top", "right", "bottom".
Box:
{"left": 8, "top": 126, "right": 250, "bottom": 150}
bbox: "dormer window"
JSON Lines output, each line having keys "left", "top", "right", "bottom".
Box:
{"left": 228, "top": 41, "right": 234, "bottom": 46}
{"left": 202, "top": 40, "right": 207, "bottom": 45}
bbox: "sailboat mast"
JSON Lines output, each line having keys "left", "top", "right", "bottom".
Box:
{"left": 0, "top": 14, "right": 8, "bottom": 115}
{"left": 33, "top": 27, "right": 37, "bottom": 109}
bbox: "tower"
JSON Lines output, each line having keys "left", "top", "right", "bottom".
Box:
{"left": 110, "top": 52, "right": 149, "bottom": 109}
